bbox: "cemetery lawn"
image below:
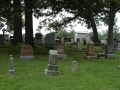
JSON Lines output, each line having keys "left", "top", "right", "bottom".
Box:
{"left": 0, "top": 42, "right": 120, "bottom": 90}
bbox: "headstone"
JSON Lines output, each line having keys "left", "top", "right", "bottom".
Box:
{"left": 8, "top": 55, "right": 15, "bottom": 76}
{"left": 105, "top": 44, "right": 115, "bottom": 59}
{"left": 54, "top": 43, "right": 67, "bottom": 59}
{"left": 44, "top": 50, "right": 59, "bottom": 76}
{"left": 67, "top": 37, "right": 72, "bottom": 48}
{"left": 85, "top": 41, "right": 96, "bottom": 60}
{"left": 0, "top": 34, "right": 4, "bottom": 44}
{"left": 34, "top": 33, "right": 43, "bottom": 45}
{"left": 76, "top": 38, "right": 82, "bottom": 50}
{"left": 113, "top": 38, "right": 118, "bottom": 49}
{"left": 71, "top": 61, "right": 78, "bottom": 71}
{"left": 11, "top": 38, "right": 17, "bottom": 45}
{"left": 44, "top": 33, "right": 55, "bottom": 48}
{"left": 20, "top": 44, "right": 34, "bottom": 60}
{"left": 116, "top": 40, "right": 120, "bottom": 50}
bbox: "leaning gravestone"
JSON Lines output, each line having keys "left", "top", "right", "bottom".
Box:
{"left": 85, "top": 41, "right": 96, "bottom": 60}
{"left": 54, "top": 42, "right": 67, "bottom": 59}
{"left": 8, "top": 55, "right": 15, "bottom": 76}
{"left": 20, "top": 44, "right": 34, "bottom": 60}
{"left": 44, "top": 50, "right": 59, "bottom": 76}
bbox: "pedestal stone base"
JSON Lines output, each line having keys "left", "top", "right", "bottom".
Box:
{"left": 105, "top": 54, "right": 115, "bottom": 59}
{"left": 20, "top": 56, "right": 34, "bottom": 60}
{"left": 57, "top": 54, "right": 67, "bottom": 59}
{"left": 44, "top": 69, "right": 59, "bottom": 76}
{"left": 85, "top": 56, "right": 96, "bottom": 60}
{"left": 8, "top": 70, "right": 15, "bottom": 76}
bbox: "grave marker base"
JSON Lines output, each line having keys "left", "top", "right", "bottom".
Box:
{"left": 8, "top": 70, "right": 15, "bottom": 76}
{"left": 44, "top": 69, "right": 59, "bottom": 76}
{"left": 20, "top": 56, "right": 34, "bottom": 60}
{"left": 57, "top": 54, "right": 67, "bottom": 59}
{"left": 105, "top": 54, "right": 115, "bottom": 59}
{"left": 85, "top": 56, "right": 96, "bottom": 60}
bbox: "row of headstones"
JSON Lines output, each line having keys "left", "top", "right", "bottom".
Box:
{"left": 8, "top": 50, "right": 78, "bottom": 76}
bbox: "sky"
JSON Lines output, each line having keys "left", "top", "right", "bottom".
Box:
{"left": 32, "top": 13, "right": 120, "bottom": 35}
{"left": 1, "top": 13, "right": 120, "bottom": 36}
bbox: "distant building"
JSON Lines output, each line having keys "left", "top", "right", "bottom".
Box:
{"left": 74, "top": 31, "right": 90, "bottom": 43}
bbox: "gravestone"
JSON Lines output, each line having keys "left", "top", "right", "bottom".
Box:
{"left": 113, "top": 38, "right": 118, "bottom": 49}
{"left": 44, "top": 33, "right": 55, "bottom": 48}
{"left": 85, "top": 41, "right": 96, "bottom": 60}
{"left": 0, "top": 34, "right": 4, "bottom": 45}
{"left": 8, "top": 55, "right": 15, "bottom": 76}
{"left": 54, "top": 42, "right": 67, "bottom": 59}
{"left": 67, "top": 37, "right": 72, "bottom": 48}
{"left": 105, "top": 44, "right": 115, "bottom": 59}
{"left": 76, "top": 38, "right": 82, "bottom": 50}
{"left": 116, "top": 40, "right": 120, "bottom": 50}
{"left": 71, "top": 61, "right": 78, "bottom": 71}
{"left": 44, "top": 50, "right": 59, "bottom": 76}
{"left": 11, "top": 38, "right": 17, "bottom": 45}
{"left": 20, "top": 44, "right": 34, "bottom": 60}
{"left": 34, "top": 33, "right": 43, "bottom": 45}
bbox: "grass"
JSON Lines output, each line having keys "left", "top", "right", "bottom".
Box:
{"left": 0, "top": 42, "right": 120, "bottom": 90}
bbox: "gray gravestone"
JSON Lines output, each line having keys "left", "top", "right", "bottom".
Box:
{"left": 34, "top": 33, "right": 43, "bottom": 45}
{"left": 44, "top": 33, "right": 55, "bottom": 48}
{"left": 71, "top": 61, "right": 78, "bottom": 71}
{"left": 116, "top": 40, "right": 120, "bottom": 50}
{"left": 76, "top": 38, "right": 82, "bottom": 50}
{"left": 8, "top": 55, "right": 15, "bottom": 76}
{"left": 105, "top": 44, "right": 115, "bottom": 58}
{"left": 54, "top": 43, "right": 67, "bottom": 59}
{"left": 44, "top": 50, "right": 59, "bottom": 76}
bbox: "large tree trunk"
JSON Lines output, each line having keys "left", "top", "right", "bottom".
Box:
{"left": 24, "top": 0, "right": 35, "bottom": 48}
{"left": 13, "top": 0, "right": 23, "bottom": 42}
{"left": 90, "top": 18, "right": 99, "bottom": 44}
{"left": 107, "top": 2, "right": 116, "bottom": 44}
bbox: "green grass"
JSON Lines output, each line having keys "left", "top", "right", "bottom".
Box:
{"left": 0, "top": 42, "right": 120, "bottom": 90}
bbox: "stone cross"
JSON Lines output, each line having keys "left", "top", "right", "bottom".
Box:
{"left": 8, "top": 55, "right": 15, "bottom": 76}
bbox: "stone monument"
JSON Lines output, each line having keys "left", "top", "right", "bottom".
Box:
{"left": 71, "top": 61, "right": 78, "bottom": 71}
{"left": 44, "top": 50, "right": 59, "bottom": 76}
{"left": 54, "top": 42, "right": 67, "bottom": 59}
{"left": 76, "top": 38, "right": 82, "bottom": 50}
{"left": 8, "top": 55, "right": 15, "bottom": 76}
{"left": 105, "top": 44, "right": 115, "bottom": 59}
{"left": 85, "top": 41, "right": 96, "bottom": 60}
{"left": 20, "top": 44, "right": 34, "bottom": 60}
{"left": 34, "top": 33, "right": 43, "bottom": 45}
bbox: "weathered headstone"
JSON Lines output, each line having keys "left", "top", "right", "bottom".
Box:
{"left": 85, "top": 41, "right": 96, "bottom": 60}
{"left": 54, "top": 43, "right": 67, "bottom": 59}
{"left": 76, "top": 38, "right": 82, "bottom": 50}
{"left": 44, "top": 50, "right": 59, "bottom": 76}
{"left": 105, "top": 44, "right": 115, "bottom": 59}
{"left": 44, "top": 33, "right": 55, "bottom": 48}
{"left": 20, "top": 44, "right": 34, "bottom": 60}
{"left": 71, "top": 61, "right": 78, "bottom": 71}
{"left": 34, "top": 33, "right": 43, "bottom": 45}
{"left": 8, "top": 55, "right": 15, "bottom": 76}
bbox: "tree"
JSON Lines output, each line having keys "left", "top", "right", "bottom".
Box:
{"left": 24, "top": 0, "right": 35, "bottom": 48}
{"left": 13, "top": 0, "right": 23, "bottom": 42}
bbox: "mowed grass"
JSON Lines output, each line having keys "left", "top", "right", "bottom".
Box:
{"left": 0, "top": 42, "right": 120, "bottom": 90}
